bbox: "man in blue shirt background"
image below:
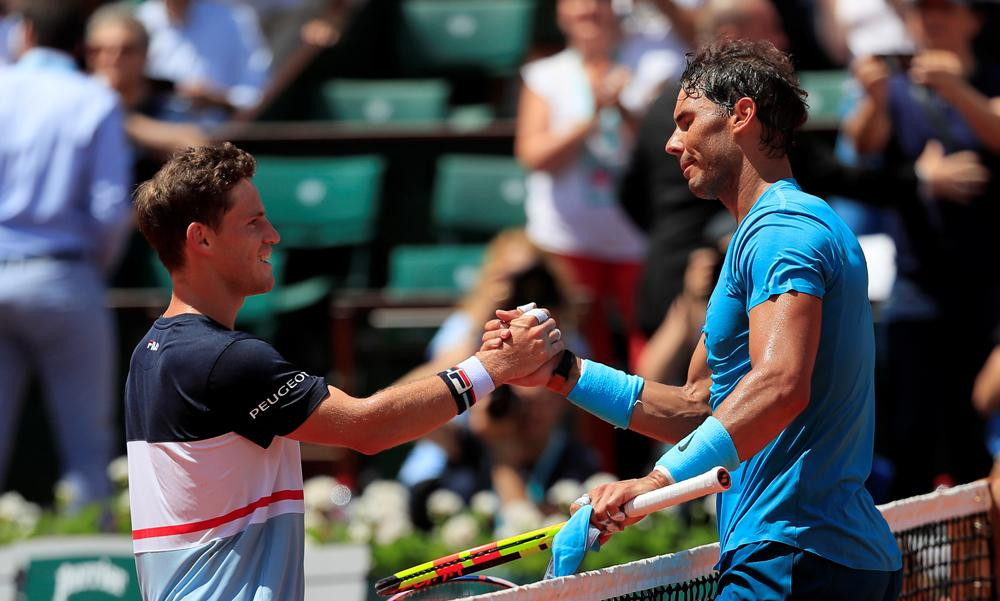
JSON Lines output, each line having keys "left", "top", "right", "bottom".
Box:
{"left": 488, "top": 38, "right": 903, "bottom": 599}
{"left": 0, "top": 0, "right": 132, "bottom": 510}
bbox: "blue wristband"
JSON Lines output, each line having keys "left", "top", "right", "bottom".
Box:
{"left": 655, "top": 416, "right": 739, "bottom": 482}
{"left": 566, "top": 359, "right": 644, "bottom": 429}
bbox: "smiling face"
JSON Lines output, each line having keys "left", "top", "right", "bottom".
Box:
{"left": 208, "top": 178, "right": 280, "bottom": 297}
{"left": 665, "top": 90, "right": 743, "bottom": 200}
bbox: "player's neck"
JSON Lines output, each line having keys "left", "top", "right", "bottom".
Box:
{"left": 163, "top": 275, "right": 242, "bottom": 330}
{"left": 727, "top": 156, "right": 793, "bottom": 223}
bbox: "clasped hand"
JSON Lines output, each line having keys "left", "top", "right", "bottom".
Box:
{"left": 475, "top": 303, "right": 565, "bottom": 386}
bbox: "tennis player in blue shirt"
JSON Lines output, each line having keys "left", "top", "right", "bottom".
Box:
{"left": 488, "top": 39, "right": 903, "bottom": 599}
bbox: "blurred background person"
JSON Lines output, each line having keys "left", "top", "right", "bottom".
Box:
{"left": 397, "top": 231, "right": 585, "bottom": 500}
{"left": 516, "top": 0, "right": 651, "bottom": 374}
{"left": 0, "top": 0, "right": 132, "bottom": 511}
{"left": 135, "top": 0, "right": 272, "bottom": 126}
{"left": 86, "top": 4, "right": 207, "bottom": 184}
{"left": 842, "top": 0, "right": 1000, "bottom": 496}
{"left": 85, "top": 3, "right": 207, "bottom": 290}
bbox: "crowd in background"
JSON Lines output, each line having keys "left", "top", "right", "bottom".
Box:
{"left": 0, "top": 0, "right": 998, "bottom": 538}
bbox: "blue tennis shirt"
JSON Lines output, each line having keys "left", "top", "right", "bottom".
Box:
{"left": 705, "top": 179, "right": 901, "bottom": 571}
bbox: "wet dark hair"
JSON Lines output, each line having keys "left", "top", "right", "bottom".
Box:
{"left": 680, "top": 39, "right": 808, "bottom": 158}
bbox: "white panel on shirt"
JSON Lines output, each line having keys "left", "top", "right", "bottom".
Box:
{"left": 127, "top": 433, "right": 304, "bottom": 554}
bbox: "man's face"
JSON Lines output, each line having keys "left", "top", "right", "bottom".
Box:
{"left": 86, "top": 23, "right": 147, "bottom": 92}
{"left": 665, "top": 90, "right": 742, "bottom": 200}
{"left": 210, "top": 179, "right": 280, "bottom": 297}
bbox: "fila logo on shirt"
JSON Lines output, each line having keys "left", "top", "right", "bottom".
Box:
{"left": 146, "top": 340, "right": 160, "bottom": 351}
{"left": 250, "top": 372, "right": 308, "bottom": 420}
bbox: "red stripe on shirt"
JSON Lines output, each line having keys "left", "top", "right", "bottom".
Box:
{"left": 132, "top": 489, "right": 304, "bottom": 540}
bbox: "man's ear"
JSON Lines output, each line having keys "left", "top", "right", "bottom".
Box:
{"left": 731, "top": 97, "right": 757, "bottom": 134}
{"left": 185, "top": 222, "right": 212, "bottom": 256}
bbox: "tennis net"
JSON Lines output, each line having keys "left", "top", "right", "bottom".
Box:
{"left": 469, "top": 480, "right": 996, "bottom": 601}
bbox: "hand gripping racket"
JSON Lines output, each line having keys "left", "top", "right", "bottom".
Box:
{"left": 375, "top": 466, "right": 731, "bottom": 597}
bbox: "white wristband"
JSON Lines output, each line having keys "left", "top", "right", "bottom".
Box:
{"left": 456, "top": 356, "right": 495, "bottom": 400}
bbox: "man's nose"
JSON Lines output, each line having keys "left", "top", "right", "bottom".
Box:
{"left": 665, "top": 128, "right": 684, "bottom": 157}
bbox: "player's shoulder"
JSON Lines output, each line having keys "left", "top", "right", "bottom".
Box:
{"left": 743, "top": 181, "right": 836, "bottom": 233}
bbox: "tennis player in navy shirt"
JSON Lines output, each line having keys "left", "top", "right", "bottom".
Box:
{"left": 124, "top": 143, "right": 565, "bottom": 600}
{"left": 487, "top": 39, "right": 903, "bottom": 599}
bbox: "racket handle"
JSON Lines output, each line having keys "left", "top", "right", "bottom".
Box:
{"left": 623, "top": 466, "right": 731, "bottom": 517}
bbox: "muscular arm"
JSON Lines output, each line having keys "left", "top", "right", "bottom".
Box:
{"left": 288, "top": 377, "right": 460, "bottom": 455}
{"left": 714, "top": 291, "right": 822, "bottom": 459}
{"left": 552, "top": 335, "right": 712, "bottom": 445}
{"left": 290, "top": 314, "right": 563, "bottom": 454}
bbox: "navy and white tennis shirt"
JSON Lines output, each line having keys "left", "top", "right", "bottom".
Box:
{"left": 124, "top": 313, "right": 328, "bottom": 600}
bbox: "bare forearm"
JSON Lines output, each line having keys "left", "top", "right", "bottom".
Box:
{"left": 302, "top": 379, "right": 458, "bottom": 454}
{"left": 937, "top": 87, "right": 1000, "bottom": 153}
{"left": 552, "top": 355, "right": 711, "bottom": 444}
{"left": 516, "top": 119, "right": 595, "bottom": 173}
{"left": 843, "top": 98, "right": 892, "bottom": 155}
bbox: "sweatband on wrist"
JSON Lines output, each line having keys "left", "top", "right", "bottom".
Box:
{"left": 437, "top": 357, "right": 494, "bottom": 415}
{"left": 655, "top": 416, "right": 739, "bottom": 483}
{"left": 566, "top": 359, "right": 644, "bottom": 429}
{"left": 547, "top": 349, "right": 577, "bottom": 392}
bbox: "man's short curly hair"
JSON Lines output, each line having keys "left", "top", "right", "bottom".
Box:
{"left": 680, "top": 39, "right": 808, "bottom": 158}
{"left": 134, "top": 143, "right": 256, "bottom": 271}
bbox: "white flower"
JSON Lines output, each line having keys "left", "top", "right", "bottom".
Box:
{"left": 0, "top": 491, "right": 27, "bottom": 522}
{"left": 347, "top": 520, "right": 372, "bottom": 543}
{"left": 374, "top": 515, "right": 414, "bottom": 546}
{"left": 0, "top": 492, "right": 39, "bottom": 534}
{"left": 440, "top": 514, "right": 479, "bottom": 549}
{"left": 582, "top": 472, "right": 618, "bottom": 492}
{"left": 107, "top": 456, "right": 130, "bottom": 488}
{"left": 303, "top": 476, "right": 339, "bottom": 513}
{"left": 495, "top": 500, "right": 543, "bottom": 539}
{"left": 15, "top": 501, "right": 40, "bottom": 533}
{"left": 546, "top": 479, "right": 584, "bottom": 510}
{"left": 470, "top": 490, "right": 500, "bottom": 517}
{"left": 361, "top": 480, "right": 410, "bottom": 515}
{"left": 54, "top": 478, "right": 79, "bottom": 510}
{"left": 427, "top": 489, "right": 464, "bottom": 521}
{"left": 303, "top": 509, "right": 328, "bottom": 531}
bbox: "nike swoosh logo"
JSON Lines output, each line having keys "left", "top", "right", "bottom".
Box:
{"left": 677, "top": 436, "right": 692, "bottom": 452}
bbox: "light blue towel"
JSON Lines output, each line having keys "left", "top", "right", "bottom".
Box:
{"left": 545, "top": 506, "right": 602, "bottom": 579}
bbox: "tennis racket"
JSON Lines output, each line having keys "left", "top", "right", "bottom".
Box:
{"left": 386, "top": 575, "right": 516, "bottom": 600}
{"left": 375, "top": 466, "right": 731, "bottom": 597}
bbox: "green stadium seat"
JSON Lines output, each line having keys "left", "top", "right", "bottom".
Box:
{"left": 397, "top": 0, "right": 535, "bottom": 74}
{"left": 316, "top": 79, "right": 451, "bottom": 124}
{"left": 387, "top": 244, "right": 487, "bottom": 297}
{"left": 799, "top": 70, "right": 851, "bottom": 130}
{"left": 432, "top": 154, "right": 527, "bottom": 239}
